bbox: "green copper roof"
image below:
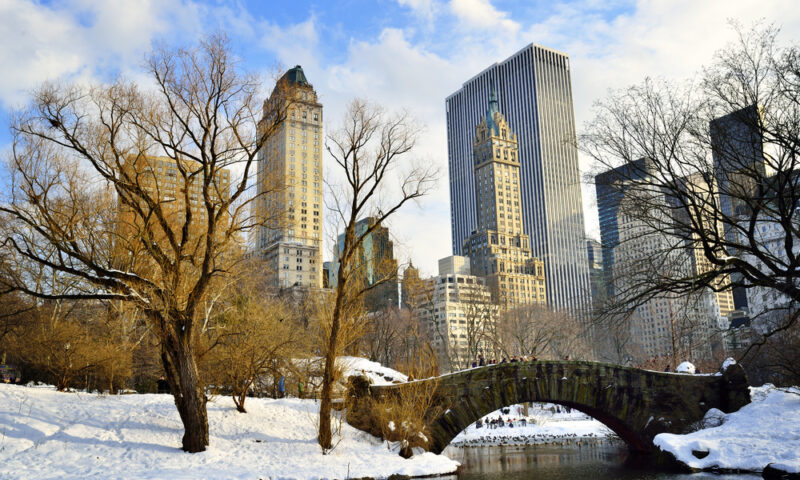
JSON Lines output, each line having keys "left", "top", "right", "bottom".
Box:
{"left": 485, "top": 82, "right": 499, "bottom": 134}
{"left": 282, "top": 65, "right": 309, "bottom": 86}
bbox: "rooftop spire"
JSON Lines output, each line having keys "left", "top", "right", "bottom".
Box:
{"left": 486, "top": 81, "right": 499, "bottom": 134}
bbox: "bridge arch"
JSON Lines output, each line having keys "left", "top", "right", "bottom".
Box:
{"left": 348, "top": 361, "right": 750, "bottom": 454}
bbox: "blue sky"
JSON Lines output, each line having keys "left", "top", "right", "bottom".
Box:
{"left": 2, "top": 0, "right": 800, "bottom": 274}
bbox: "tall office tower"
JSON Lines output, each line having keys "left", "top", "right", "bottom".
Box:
{"left": 446, "top": 44, "right": 590, "bottom": 313}
{"left": 462, "top": 87, "right": 546, "bottom": 309}
{"left": 329, "top": 217, "right": 399, "bottom": 311}
{"left": 415, "top": 256, "right": 496, "bottom": 372}
{"left": 594, "top": 158, "right": 654, "bottom": 299}
{"left": 256, "top": 66, "right": 323, "bottom": 289}
{"left": 710, "top": 105, "right": 768, "bottom": 310}
{"left": 586, "top": 239, "right": 606, "bottom": 309}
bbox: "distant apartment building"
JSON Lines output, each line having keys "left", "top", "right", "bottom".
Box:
{"left": 416, "top": 256, "right": 496, "bottom": 372}
{"left": 116, "top": 155, "right": 231, "bottom": 262}
{"left": 744, "top": 178, "right": 800, "bottom": 327}
{"left": 673, "top": 173, "right": 736, "bottom": 319}
{"left": 612, "top": 198, "right": 721, "bottom": 362}
{"left": 447, "top": 44, "right": 590, "bottom": 313}
{"left": 256, "top": 65, "right": 323, "bottom": 289}
{"left": 328, "top": 217, "right": 399, "bottom": 311}
{"left": 461, "top": 86, "right": 546, "bottom": 310}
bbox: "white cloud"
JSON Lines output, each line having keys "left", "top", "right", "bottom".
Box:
{"left": 0, "top": 0, "right": 203, "bottom": 109}
{"left": 397, "top": 0, "right": 439, "bottom": 24}
{"left": 448, "top": 0, "right": 518, "bottom": 33}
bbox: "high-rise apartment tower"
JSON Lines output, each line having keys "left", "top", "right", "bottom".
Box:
{"left": 446, "top": 44, "right": 590, "bottom": 313}
{"left": 256, "top": 66, "right": 323, "bottom": 289}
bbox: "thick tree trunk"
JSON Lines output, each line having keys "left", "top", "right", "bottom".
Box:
{"left": 318, "top": 316, "right": 340, "bottom": 451}
{"left": 162, "top": 337, "right": 209, "bottom": 453}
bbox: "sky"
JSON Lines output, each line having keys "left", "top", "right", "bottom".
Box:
{"left": 2, "top": 0, "right": 800, "bottom": 276}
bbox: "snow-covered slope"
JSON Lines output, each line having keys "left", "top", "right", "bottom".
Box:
{"left": 654, "top": 385, "right": 800, "bottom": 473}
{"left": 0, "top": 384, "right": 457, "bottom": 480}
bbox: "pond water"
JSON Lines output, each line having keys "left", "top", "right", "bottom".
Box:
{"left": 439, "top": 441, "right": 760, "bottom": 480}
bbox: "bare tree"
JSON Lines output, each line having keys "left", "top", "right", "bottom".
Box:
{"left": 490, "top": 304, "right": 591, "bottom": 360}
{"left": 318, "top": 99, "right": 437, "bottom": 452}
{"left": 202, "top": 276, "right": 304, "bottom": 413}
{"left": 0, "top": 35, "right": 288, "bottom": 452}
{"left": 582, "top": 23, "right": 800, "bottom": 360}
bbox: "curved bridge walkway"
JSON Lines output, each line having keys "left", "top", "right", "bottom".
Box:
{"left": 346, "top": 360, "right": 750, "bottom": 454}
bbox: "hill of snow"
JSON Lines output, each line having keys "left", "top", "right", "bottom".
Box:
{"left": 654, "top": 384, "right": 800, "bottom": 473}
{"left": 0, "top": 383, "right": 457, "bottom": 480}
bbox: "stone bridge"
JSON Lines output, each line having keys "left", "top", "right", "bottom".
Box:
{"left": 346, "top": 360, "right": 750, "bottom": 454}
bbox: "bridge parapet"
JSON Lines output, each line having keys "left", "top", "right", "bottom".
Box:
{"left": 346, "top": 360, "right": 750, "bottom": 454}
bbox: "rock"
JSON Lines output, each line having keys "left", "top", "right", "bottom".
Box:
{"left": 763, "top": 464, "right": 800, "bottom": 479}
{"left": 691, "top": 449, "right": 710, "bottom": 459}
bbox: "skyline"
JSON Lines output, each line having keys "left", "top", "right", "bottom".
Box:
{"left": 447, "top": 44, "right": 589, "bottom": 312}
{"left": 3, "top": 0, "right": 800, "bottom": 276}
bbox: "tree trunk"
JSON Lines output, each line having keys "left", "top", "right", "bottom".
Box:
{"left": 161, "top": 335, "right": 209, "bottom": 453}
{"left": 318, "top": 318, "right": 339, "bottom": 451}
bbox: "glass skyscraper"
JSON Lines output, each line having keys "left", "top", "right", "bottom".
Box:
{"left": 446, "top": 44, "right": 590, "bottom": 313}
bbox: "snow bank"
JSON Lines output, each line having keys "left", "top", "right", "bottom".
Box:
{"left": 676, "top": 361, "right": 696, "bottom": 374}
{"left": 654, "top": 384, "right": 800, "bottom": 473}
{"left": 337, "top": 356, "right": 408, "bottom": 385}
{"left": 0, "top": 384, "right": 457, "bottom": 480}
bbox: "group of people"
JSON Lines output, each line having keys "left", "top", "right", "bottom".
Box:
{"left": 476, "top": 416, "right": 528, "bottom": 429}
{"left": 470, "top": 353, "right": 571, "bottom": 369}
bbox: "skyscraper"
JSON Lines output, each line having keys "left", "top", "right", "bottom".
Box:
{"left": 462, "top": 86, "right": 546, "bottom": 309}
{"left": 710, "top": 105, "right": 768, "bottom": 311}
{"left": 595, "top": 158, "right": 653, "bottom": 298}
{"left": 256, "top": 66, "right": 323, "bottom": 289}
{"left": 446, "top": 44, "right": 590, "bottom": 313}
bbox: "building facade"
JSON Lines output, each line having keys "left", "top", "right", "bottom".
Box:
{"left": 328, "top": 217, "right": 399, "bottom": 311}
{"left": 117, "top": 155, "right": 231, "bottom": 247}
{"left": 416, "top": 256, "right": 496, "bottom": 372}
{"left": 446, "top": 44, "right": 590, "bottom": 313}
{"left": 586, "top": 239, "right": 606, "bottom": 309}
{"left": 612, "top": 200, "right": 721, "bottom": 362}
{"left": 461, "top": 87, "right": 546, "bottom": 310}
{"left": 594, "top": 157, "right": 654, "bottom": 299}
{"left": 256, "top": 66, "right": 324, "bottom": 289}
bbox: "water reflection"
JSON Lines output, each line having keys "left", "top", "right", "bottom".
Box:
{"left": 440, "top": 442, "right": 761, "bottom": 480}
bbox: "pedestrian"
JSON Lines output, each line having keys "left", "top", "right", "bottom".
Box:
{"left": 157, "top": 375, "right": 170, "bottom": 394}
{"left": 278, "top": 375, "right": 286, "bottom": 398}
{"left": 471, "top": 361, "right": 477, "bottom": 368}
{"left": 664, "top": 365, "right": 671, "bottom": 372}
{"left": 478, "top": 354, "right": 485, "bottom": 367}
{"left": 298, "top": 380, "right": 305, "bottom": 399}
{"left": 501, "top": 357, "right": 507, "bottom": 364}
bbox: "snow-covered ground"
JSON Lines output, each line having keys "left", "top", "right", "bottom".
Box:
{"left": 450, "top": 404, "right": 613, "bottom": 447}
{"left": 655, "top": 384, "right": 800, "bottom": 474}
{"left": 0, "top": 384, "right": 458, "bottom": 480}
